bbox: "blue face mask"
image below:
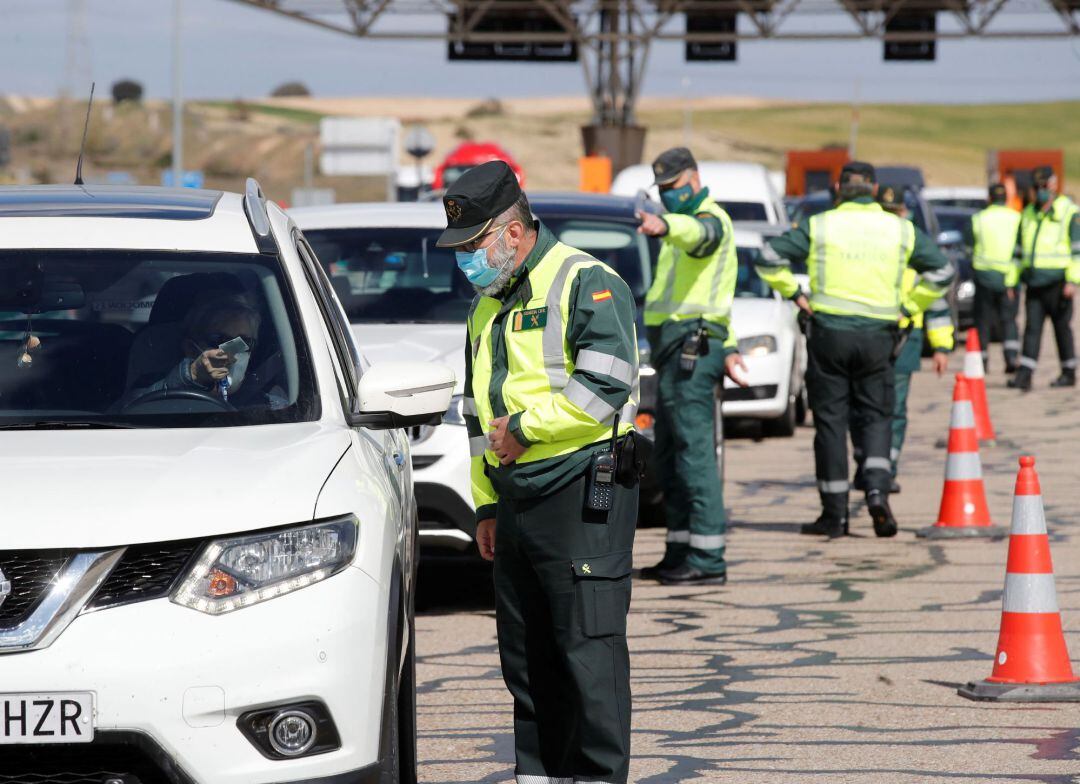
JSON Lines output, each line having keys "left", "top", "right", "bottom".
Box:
{"left": 456, "top": 225, "right": 508, "bottom": 286}
{"left": 1036, "top": 188, "right": 1053, "bottom": 207}
{"left": 660, "top": 184, "right": 695, "bottom": 214}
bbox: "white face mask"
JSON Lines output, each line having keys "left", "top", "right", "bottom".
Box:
{"left": 228, "top": 351, "right": 251, "bottom": 392}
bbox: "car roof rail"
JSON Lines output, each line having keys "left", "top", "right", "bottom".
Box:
{"left": 243, "top": 177, "right": 278, "bottom": 254}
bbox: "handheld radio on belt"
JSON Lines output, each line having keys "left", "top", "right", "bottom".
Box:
{"left": 585, "top": 414, "right": 621, "bottom": 511}
{"left": 679, "top": 322, "right": 711, "bottom": 373}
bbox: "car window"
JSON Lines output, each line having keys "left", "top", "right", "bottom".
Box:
{"left": 304, "top": 227, "right": 470, "bottom": 324}
{"left": 716, "top": 201, "right": 768, "bottom": 222}
{"left": 541, "top": 217, "right": 650, "bottom": 298}
{"left": 735, "top": 248, "right": 773, "bottom": 298}
{"left": 296, "top": 236, "right": 362, "bottom": 395}
{"left": 0, "top": 250, "right": 318, "bottom": 427}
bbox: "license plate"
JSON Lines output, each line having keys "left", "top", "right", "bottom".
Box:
{"left": 0, "top": 692, "right": 94, "bottom": 744}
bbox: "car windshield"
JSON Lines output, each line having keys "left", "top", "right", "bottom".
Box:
{"left": 304, "top": 219, "right": 650, "bottom": 324}
{"left": 716, "top": 201, "right": 769, "bottom": 221}
{"left": 0, "top": 250, "right": 317, "bottom": 428}
{"left": 936, "top": 209, "right": 974, "bottom": 234}
{"left": 735, "top": 248, "right": 773, "bottom": 298}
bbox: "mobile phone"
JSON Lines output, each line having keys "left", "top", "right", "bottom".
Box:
{"left": 218, "top": 336, "right": 250, "bottom": 356}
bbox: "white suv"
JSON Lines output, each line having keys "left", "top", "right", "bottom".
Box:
{"left": 0, "top": 181, "right": 453, "bottom": 783}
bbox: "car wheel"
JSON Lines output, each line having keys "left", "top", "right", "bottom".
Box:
{"left": 379, "top": 639, "right": 401, "bottom": 784}
{"left": 398, "top": 623, "right": 418, "bottom": 784}
{"left": 795, "top": 383, "right": 808, "bottom": 426}
{"left": 714, "top": 397, "right": 725, "bottom": 485}
{"left": 763, "top": 368, "right": 797, "bottom": 438}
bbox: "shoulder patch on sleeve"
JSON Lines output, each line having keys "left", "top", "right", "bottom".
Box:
{"left": 591, "top": 289, "right": 613, "bottom": 302}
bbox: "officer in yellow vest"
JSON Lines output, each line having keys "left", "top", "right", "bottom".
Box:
{"left": 635, "top": 147, "right": 748, "bottom": 586}
{"left": 1008, "top": 166, "right": 1080, "bottom": 390}
{"left": 755, "top": 162, "right": 954, "bottom": 538}
{"left": 853, "top": 184, "right": 952, "bottom": 494}
{"left": 966, "top": 183, "right": 1023, "bottom": 372}
{"left": 438, "top": 161, "right": 639, "bottom": 784}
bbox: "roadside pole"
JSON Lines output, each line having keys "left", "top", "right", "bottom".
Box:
{"left": 172, "top": 0, "right": 184, "bottom": 188}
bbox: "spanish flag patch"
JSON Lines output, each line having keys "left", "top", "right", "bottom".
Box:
{"left": 591, "top": 289, "right": 613, "bottom": 302}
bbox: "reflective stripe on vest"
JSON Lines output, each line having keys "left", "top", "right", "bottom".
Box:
{"left": 468, "top": 243, "right": 636, "bottom": 466}
{"left": 972, "top": 205, "right": 1022, "bottom": 274}
{"left": 643, "top": 198, "right": 737, "bottom": 324}
{"left": 1021, "top": 197, "right": 1078, "bottom": 270}
{"left": 806, "top": 202, "right": 913, "bottom": 321}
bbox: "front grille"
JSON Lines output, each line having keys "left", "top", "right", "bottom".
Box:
{"left": 725, "top": 384, "right": 779, "bottom": 403}
{"left": 87, "top": 540, "right": 201, "bottom": 611}
{"left": 0, "top": 552, "right": 70, "bottom": 627}
{"left": 2, "top": 739, "right": 178, "bottom": 784}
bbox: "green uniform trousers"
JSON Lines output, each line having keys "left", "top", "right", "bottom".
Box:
{"left": 650, "top": 326, "right": 727, "bottom": 575}
{"left": 852, "top": 327, "right": 920, "bottom": 479}
{"left": 493, "top": 471, "right": 638, "bottom": 784}
{"left": 807, "top": 321, "right": 895, "bottom": 521}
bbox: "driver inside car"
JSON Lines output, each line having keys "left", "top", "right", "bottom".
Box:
{"left": 125, "top": 292, "right": 287, "bottom": 410}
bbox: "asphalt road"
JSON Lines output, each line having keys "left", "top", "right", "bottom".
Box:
{"left": 414, "top": 340, "right": 1080, "bottom": 784}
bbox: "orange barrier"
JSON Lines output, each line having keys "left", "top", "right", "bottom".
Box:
{"left": 917, "top": 375, "right": 1006, "bottom": 539}
{"left": 959, "top": 456, "right": 1080, "bottom": 701}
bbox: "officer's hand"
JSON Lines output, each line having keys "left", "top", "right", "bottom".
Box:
{"left": 1064, "top": 283, "right": 1076, "bottom": 300}
{"left": 932, "top": 351, "right": 949, "bottom": 376}
{"left": 795, "top": 294, "right": 813, "bottom": 315}
{"left": 489, "top": 416, "right": 527, "bottom": 465}
{"left": 191, "top": 349, "right": 231, "bottom": 387}
{"left": 725, "top": 352, "right": 750, "bottom": 388}
{"left": 636, "top": 211, "right": 668, "bottom": 237}
{"left": 1006, "top": 288, "right": 1017, "bottom": 302}
{"left": 476, "top": 518, "right": 496, "bottom": 561}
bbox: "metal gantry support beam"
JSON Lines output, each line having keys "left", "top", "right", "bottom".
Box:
{"left": 228, "top": 0, "right": 1080, "bottom": 123}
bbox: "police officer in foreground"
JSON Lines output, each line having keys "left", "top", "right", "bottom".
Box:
{"left": 852, "top": 184, "right": 952, "bottom": 495}
{"left": 966, "top": 183, "right": 1023, "bottom": 373}
{"left": 1008, "top": 166, "right": 1080, "bottom": 390}
{"left": 438, "top": 161, "right": 639, "bottom": 784}
{"left": 756, "top": 162, "right": 954, "bottom": 538}
{"left": 635, "top": 147, "right": 747, "bottom": 586}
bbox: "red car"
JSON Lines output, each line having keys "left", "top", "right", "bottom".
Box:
{"left": 432, "top": 142, "right": 525, "bottom": 191}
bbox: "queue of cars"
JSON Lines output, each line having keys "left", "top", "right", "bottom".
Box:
{"left": 293, "top": 184, "right": 808, "bottom": 552}
{"left": 0, "top": 181, "right": 452, "bottom": 783}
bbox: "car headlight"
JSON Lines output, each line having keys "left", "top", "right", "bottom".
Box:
{"left": 737, "top": 335, "right": 777, "bottom": 357}
{"left": 957, "top": 280, "right": 975, "bottom": 300}
{"left": 171, "top": 517, "right": 358, "bottom": 615}
{"left": 442, "top": 394, "right": 466, "bottom": 426}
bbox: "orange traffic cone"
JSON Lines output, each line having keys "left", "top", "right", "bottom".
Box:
{"left": 959, "top": 456, "right": 1080, "bottom": 701}
{"left": 962, "top": 328, "right": 996, "bottom": 443}
{"left": 917, "top": 375, "right": 1006, "bottom": 539}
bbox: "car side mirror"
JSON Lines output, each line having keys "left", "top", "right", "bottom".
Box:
{"left": 347, "top": 361, "right": 456, "bottom": 430}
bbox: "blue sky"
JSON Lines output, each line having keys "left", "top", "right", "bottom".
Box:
{"left": 2, "top": 0, "right": 1079, "bottom": 103}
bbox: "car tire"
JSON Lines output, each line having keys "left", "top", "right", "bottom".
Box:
{"left": 795, "top": 383, "right": 808, "bottom": 426}
{"left": 398, "top": 623, "right": 418, "bottom": 784}
{"left": 763, "top": 368, "right": 798, "bottom": 438}
{"left": 379, "top": 632, "right": 401, "bottom": 784}
{"left": 714, "top": 396, "right": 725, "bottom": 485}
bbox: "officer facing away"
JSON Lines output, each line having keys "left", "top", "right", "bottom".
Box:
{"left": 635, "top": 147, "right": 748, "bottom": 586}
{"left": 1008, "top": 166, "right": 1080, "bottom": 391}
{"left": 852, "top": 184, "right": 952, "bottom": 495}
{"left": 966, "top": 183, "right": 1023, "bottom": 373}
{"left": 438, "top": 161, "right": 640, "bottom": 784}
{"left": 755, "top": 162, "right": 954, "bottom": 538}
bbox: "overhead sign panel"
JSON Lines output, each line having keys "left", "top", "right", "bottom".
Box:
{"left": 884, "top": 12, "right": 937, "bottom": 61}
{"left": 447, "top": 7, "right": 578, "bottom": 61}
